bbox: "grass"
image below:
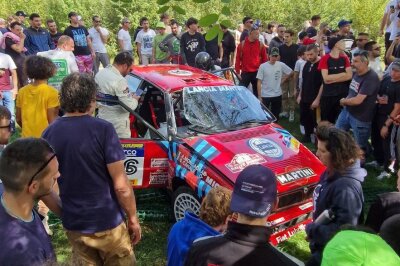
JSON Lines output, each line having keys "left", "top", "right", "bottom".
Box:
{"left": 40, "top": 112, "right": 397, "bottom": 265}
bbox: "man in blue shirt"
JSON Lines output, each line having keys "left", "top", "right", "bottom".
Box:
{"left": 0, "top": 138, "right": 60, "bottom": 265}
{"left": 24, "top": 13, "right": 55, "bottom": 55}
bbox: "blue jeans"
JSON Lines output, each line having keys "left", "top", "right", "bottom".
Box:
{"left": 0, "top": 90, "right": 15, "bottom": 122}
{"left": 336, "top": 108, "right": 371, "bottom": 153}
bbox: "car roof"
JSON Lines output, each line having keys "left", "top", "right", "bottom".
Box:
{"left": 130, "top": 64, "right": 233, "bottom": 93}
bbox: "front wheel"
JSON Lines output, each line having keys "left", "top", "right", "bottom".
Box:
{"left": 172, "top": 186, "right": 201, "bottom": 222}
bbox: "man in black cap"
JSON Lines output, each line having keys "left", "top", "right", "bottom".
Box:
{"left": 184, "top": 165, "right": 299, "bottom": 266}
{"left": 318, "top": 36, "right": 352, "bottom": 123}
{"left": 15, "top": 11, "right": 27, "bottom": 28}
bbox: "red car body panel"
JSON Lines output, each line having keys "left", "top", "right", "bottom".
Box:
{"left": 117, "top": 65, "right": 325, "bottom": 245}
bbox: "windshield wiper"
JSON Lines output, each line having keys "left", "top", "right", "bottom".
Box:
{"left": 228, "top": 119, "right": 270, "bottom": 130}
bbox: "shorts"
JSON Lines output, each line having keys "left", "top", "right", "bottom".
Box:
{"left": 76, "top": 55, "right": 94, "bottom": 74}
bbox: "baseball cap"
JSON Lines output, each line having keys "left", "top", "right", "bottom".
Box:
{"left": 156, "top": 21, "right": 166, "bottom": 29}
{"left": 230, "top": 165, "right": 277, "bottom": 218}
{"left": 68, "top": 12, "right": 78, "bottom": 18}
{"left": 328, "top": 36, "right": 343, "bottom": 50}
{"left": 270, "top": 47, "right": 280, "bottom": 57}
{"left": 338, "top": 19, "right": 352, "bottom": 28}
{"left": 15, "top": 11, "right": 27, "bottom": 17}
{"left": 391, "top": 60, "right": 400, "bottom": 71}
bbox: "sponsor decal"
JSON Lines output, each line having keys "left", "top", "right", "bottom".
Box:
{"left": 248, "top": 138, "right": 283, "bottom": 158}
{"left": 275, "top": 223, "right": 306, "bottom": 244}
{"left": 168, "top": 69, "right": 193, "bottom": 76}
{"left": 274, "top": 127, "right": 300, "bottom": 153}
{"left": 276, "top": 168, "right": 315, "bottom": 184}
{"left": 151, "top": 158, "right": 169, "bottom": 168}
{"left": 149, "top": 170, "right": 168, "bottom": 185}
{"left": 186, "top": 86, "right": 242, "bottom": 93}
{"left": 271, "top": 217, "right": 285, "bottom": 226}
{"left": 225, "top": 153, "right": 267, "bottom": 173}
{"left": 299, "top": 202, "right": 313, "bottom": 210}
{"left": 122, "top": 143, "right": 144, "bottom": 186}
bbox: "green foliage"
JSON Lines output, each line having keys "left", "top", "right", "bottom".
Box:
{"left": 198, "top": 13, "right": 219, "bottom": 27}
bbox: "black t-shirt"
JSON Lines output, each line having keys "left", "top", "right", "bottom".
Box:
{"left": 50, "top": 32, "right": 63, "bottom": 47}
{"left": 240, "top": 29, "right": 249, "bottom": 42}
{"left": 301, "top": 60, "right": 323, "bottom": 103}
{"left": 63, "top": 25, "right": 90, "bottom": 56}
{"left": 318, "top": 54, "right": 351, "bottom": 97}
{"left": 221, "top": 31, "right": 236, "bottom": 68}
{"left": 306, "top": 26, "right": 317, "bottom": 38}
{"left": 365, "top": 192, "right": 400, "bottom": 232}
{"left": 180, "top": 32, "right": 205, "bottom": 67}
{"left": 279, "top": 43, "right": 299, "bottom": 70}
{"left": 346, "top": 70, "right": 380, "bottom": 122}
{"left": 204, "top": 34, "right": 219, "bottom": 60}
{"left": 377, "top": 76, "right": 400, "bottom": 115}
{"left": 4, "top": 37, "right": 25, "bottom": 64}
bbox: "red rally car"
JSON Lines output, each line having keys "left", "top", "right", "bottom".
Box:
{"left": 98, "top": 65, "right": 325, "bottom": 245}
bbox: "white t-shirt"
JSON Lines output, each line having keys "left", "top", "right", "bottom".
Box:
{"left": 256, "top": 61, "right": 293, "bottom": 97}
{"left": 389, "top": 0, "right": 400, "bottom": 40}
{"left": 118, "top": 28, "right": 133, "bottom": 51}
{"left": 88, "top": 27, "right": 109, "bottom": 53}
{"left": 37, "top": 49, "right": 79, "bottom": 90}
{"left": 135, "top": 29, "right": 156, "bottom": 55}
{"left": 264, "top": 32, "right": 277, "bottom": 45}
{"left": 0, "top": 53, "right": 17, "bottom": 90}
{"left": 294, "top": 58, "right": 306, "bottom": 89}
{"left": 259, "top": 34, "right": 266, "bottom": 45}
{"left": 386, "top": 0, "right": 397, "bottom": 33}
{"left": 369, "top": 58, "right": 384, "bottom": 80}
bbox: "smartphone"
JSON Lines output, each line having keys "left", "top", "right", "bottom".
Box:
{"left": 391, "top": 5, "right": 395, "bottom": 13}
{"left": 134, "top": 88, "right": 144, "bottom": 96}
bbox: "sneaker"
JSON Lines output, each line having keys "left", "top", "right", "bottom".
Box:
{"left": 42, "top": 215, "right": 53, "bottom": 236}
{"left": 376, "top": 171, "right": 391, "bottom": 180}
{"left": 289, "top": 111, "right": 295, "bottom": 122}
{"left": 388, "top": 160, "right": 396, "bottom": 173}
{"left": 279, "top": 112, "right": 289, "bottom": 118}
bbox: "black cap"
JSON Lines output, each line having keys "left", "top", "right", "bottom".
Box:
{"left": 230, "top": 165, "right": 277, "bottom": 218}
{"left": 15, "top": 11, "right": 27, "bottom": 17}
{"left": 68, "top": 12, "right": 78, "bottom": 18}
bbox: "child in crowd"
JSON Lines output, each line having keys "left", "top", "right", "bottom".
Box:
{"left": 16, "top": 55, "right": 59, "bottom": 138}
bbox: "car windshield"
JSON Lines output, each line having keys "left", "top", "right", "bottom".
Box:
{"left": 182, "top": 86, "right": 274, "bottom": 132}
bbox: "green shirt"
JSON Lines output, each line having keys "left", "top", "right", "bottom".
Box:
{"left": 153, "top": 34, "right": 168, "bottom": 61}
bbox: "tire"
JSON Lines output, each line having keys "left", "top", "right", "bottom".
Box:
{"left": 172, "top": 186, "right": 201, "bottom": 222}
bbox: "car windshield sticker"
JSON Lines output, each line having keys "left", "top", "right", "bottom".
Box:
{"left": 225, "top": 153, "right": 267, "bottom": 173}
{"left": 274, "top": 127, "right": 300, "bottom": 154}
{"left": 185, "top": 86, "right": 241, "bottom": 93}
{"left": 276, "top": 168, "right": 315, "bottom": 184}
{"left": 168, "top": 69, "right": 193, "bottom": 76}
{"left": 248, "top": 138, "right": 283, "bottom": 159}
{"left": 122, "top": 143, "right": 144, "bottom": 186}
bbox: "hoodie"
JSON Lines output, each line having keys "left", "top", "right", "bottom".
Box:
{"left": 268, "top": 36, "right": 283, "bottom": 52}
{"left": 167, "top": 212, "right": 220, "bottom": 266}
{"left": 306, "top": 160, "right": 366, "bottom": 252}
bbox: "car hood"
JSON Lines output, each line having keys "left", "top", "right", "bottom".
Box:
{"left": 182, "top": 123, "right": 325, "bottom": 193}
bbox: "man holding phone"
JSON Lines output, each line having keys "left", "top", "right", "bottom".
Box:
{"left": 95, "top": 52, "right": 140, "bottom": 138}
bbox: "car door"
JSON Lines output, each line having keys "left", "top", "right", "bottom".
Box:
{"left": 120, "top": 138, "right": 169, "bottom": 189}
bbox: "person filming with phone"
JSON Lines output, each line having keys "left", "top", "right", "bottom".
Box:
{"left": 95, "top": 51, "right": 140, "bottom": 138}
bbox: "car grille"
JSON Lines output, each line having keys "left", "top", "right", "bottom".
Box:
{"left": 277, "top": 184, "right": 317, "bottom": 210}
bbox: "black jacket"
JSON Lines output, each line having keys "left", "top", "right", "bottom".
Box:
{"left": 184, "top": 222, "right": 299, "bottom": 266}
{"left": 305, "top": 161, "right": 366, "bottom": 252}
{"left": 365, "top": 192, "right": 400, "bottom": 232}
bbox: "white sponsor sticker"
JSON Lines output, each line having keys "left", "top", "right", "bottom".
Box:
{"left": 150, "top": 158, "right": 169, "bottom": 168}
{"left": 225, "top": 153, "right": 267, "bottom": 173}
{"left": 299, "top": 202, "right": 313, "bottom": 210}
{"left": 124, "top": 157, "right": 144, "bottom": 186}
{"left": 149, "top": 171, "right": 168, "bottom": 185}
{"left": 248, "top": 138, "right": 283, "bottom": 158}
{"left": 276, "top": 168, "right": 316, "bottom": 184}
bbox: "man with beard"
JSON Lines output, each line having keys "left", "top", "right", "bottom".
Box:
{"left": 0, "top": 138, "right": 61, "bottom": 265}
{"left": 159, "top": 20, "right": 182, "bottom": 64}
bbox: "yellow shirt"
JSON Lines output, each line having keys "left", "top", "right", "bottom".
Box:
{"left": 16, "top": 83, "right": 60, "bottom": 138}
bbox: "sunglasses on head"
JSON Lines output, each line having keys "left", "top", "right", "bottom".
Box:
{"left": 27, "top": 153, "right": 56, "bottom": 186}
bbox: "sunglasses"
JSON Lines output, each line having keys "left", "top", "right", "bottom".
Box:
{"left": 373, "top": 47, "right": 381, "bottom": 50}
{"left": 27, "top": 153, "right": 56, "bottom": 186}
{"left": 246, "top": 20, "right": 253, "bottom": 24}
{"left": 356, "top": 39, "right": 368, "bottom": 41}
{"left": 0, "top": 121, "right": 12, "bottom": 132}
{"left": 94, "top": 20, "right": 101, "bottom": 23}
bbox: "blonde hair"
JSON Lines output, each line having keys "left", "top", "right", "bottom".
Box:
{"left": 199, "top": 186, "right": 232, "bottom": 227}
{"left": 57, "top": 35, "right": 73, "bottom": 47}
